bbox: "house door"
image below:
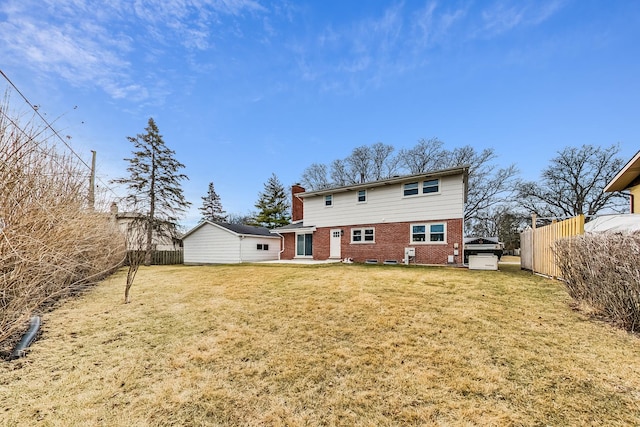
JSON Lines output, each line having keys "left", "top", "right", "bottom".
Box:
{"left": 296, "top": 233, "right": 313, "bottom": 257}
{"left": 330, "top": 229, "right": 342, "bottom": 259}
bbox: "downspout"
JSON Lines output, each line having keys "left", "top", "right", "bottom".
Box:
{"left": 277, "top": 233, "right": 285, "bottom": 260}
{"left": 10, "top": 316, "right": 41, "bottom": 360}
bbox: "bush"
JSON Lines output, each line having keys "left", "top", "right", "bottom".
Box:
{"left": 554, "top": 232, "right": 640, "bottom": 332}
{"left": 0, "top": 99, "right": 126, "bottom": 356}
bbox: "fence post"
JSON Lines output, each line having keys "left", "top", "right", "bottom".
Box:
{"left": 531, "top": 214, "right": 536, "bottom": 274}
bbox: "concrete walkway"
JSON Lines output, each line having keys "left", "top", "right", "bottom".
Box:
{"left": 259, "top": 259, "right": 343, "bottom": 265}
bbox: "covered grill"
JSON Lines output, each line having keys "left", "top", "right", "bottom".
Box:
{"left": 463, "top": 237, "right": 504, "bottom": 263}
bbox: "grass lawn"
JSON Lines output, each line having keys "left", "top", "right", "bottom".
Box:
{"left": 1, "top": 263, "right": 639, "bottom": 426}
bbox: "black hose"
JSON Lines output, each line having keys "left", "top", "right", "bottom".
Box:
{"left": 10, "top": 316, "right": 41, "bottom": 360}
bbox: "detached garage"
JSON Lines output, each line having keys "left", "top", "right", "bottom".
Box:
{"left": 183, "top": 221, "right": 281, "bottom": 264}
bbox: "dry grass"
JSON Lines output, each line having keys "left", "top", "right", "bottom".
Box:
{"left": 1, "top": 263, "right": 639, "bottom": 426}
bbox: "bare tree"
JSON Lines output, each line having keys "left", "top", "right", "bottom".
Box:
{"left": 298, "top": 138, "right": 519, "bottom": 232}
{"left": 227, "top": 212, "right": 257, "bottom": 225}
{"left": 397, "top": 138, "right": 445, "bottom": 174}
{"left": 300, "top": 163, "right": 330, "bottom": 191}
{"left": 467, "top": 205, "right": 528, "bottom": 250}
{"left": 441, "top": 146, "right": 519, "bottom": 223}
{"left": 330, "top": 158, "right": 354, "bottom": 187}
{"left": 346, "top": 145, "right": 373, "bottom": 183}
{"left": 517, "top": 144, "right": 627, "bottom": 218}
{"left": 123, "top": 222, "right": 146, "bottom": 304}
{"left": 370, "top": 142, "right": 397, "bottom": 180}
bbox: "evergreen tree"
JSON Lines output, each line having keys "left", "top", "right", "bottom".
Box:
{"left": 199, "top": 181, "right": 227, "bottom": 222}
{"left": 253, "top": 173, "right": 291, "bottom": 228}
{"left": 111, "top": 117, "right": 190, "bottom": 266}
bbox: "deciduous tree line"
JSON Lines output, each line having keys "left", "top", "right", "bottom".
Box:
{"left": 298, "top": 139, "right": 628, "bottom": 246}
{"left": 197, "top": 140, "right": 628, "bottom": 247}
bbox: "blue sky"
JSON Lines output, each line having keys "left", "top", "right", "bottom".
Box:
{"left": 1, "top": 0, "right": 639, "bottom": 227}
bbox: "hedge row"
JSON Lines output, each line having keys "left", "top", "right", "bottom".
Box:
{"left": 0, "top": 106, "right": 126, "bottom": 357}
{"left": 554, "top": 232, "right": 640, "bottom": 332}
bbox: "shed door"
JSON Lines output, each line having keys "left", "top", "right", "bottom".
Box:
{"left": 330, "top": 229, "right": 342, "bottom": 259}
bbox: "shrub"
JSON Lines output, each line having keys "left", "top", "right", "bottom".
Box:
{"left": 0, "top": 98, "right": 126, "bottom": 356}
{"left": 554, "top": 232, "right": 640, "bottom": 332}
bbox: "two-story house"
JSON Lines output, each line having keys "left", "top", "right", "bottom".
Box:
{"left": 273, "top": 166, "right": 469, "bottom": 265}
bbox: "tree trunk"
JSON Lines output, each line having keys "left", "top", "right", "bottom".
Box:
{"left": 144, "top": 220, "right": 153, "bottom": 266}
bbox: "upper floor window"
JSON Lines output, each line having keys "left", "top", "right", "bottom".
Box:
{"left": 411, "top": 223, "right": 446, "bottom": 243}
{"left": 423, "top": 179, "right": 439, "bottom": 194}
{"left": 357, "top": 189, "right": 367, "bottom": 203}
{"left": 352, "top": 227, "right": 375, "bottom": 243}
{"left": 325, "top": 195, "right": 333, "bottom": 206}
{"left": 404, "top": 179, "right": 440, "bottom": 197}
{"left": 403, "top": 182, "right": 419, "bottom": 196}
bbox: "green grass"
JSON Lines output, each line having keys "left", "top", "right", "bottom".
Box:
{"left": 1, "top": 263, "right": 639, "bottom": 426}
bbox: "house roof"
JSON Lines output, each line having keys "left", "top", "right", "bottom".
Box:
{"left": 183, "top": 221, "right": 280, "bottom": 239}
{"left": 270, "top": 221, "right": 316, "bottom": 233}
{"left": 604, "top": 150, "right": 640, "bottom": 192}
{"left": 296, "top": 166, "right": 470, "bottom": 199}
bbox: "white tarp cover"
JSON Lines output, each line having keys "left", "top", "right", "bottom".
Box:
{"left": 584, "top": 214, "right": 640, "bottom": 233}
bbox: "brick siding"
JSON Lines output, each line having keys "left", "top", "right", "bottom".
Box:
{"left": 280, "top": 233, "right": 296, "bottom": 259}
{"left": 280, "top": 218, "right": 463, "bottom": 265}
{"left": 291, "top": 185, "right": 305, "bottom": 222}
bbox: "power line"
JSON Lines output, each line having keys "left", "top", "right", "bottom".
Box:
{"left": 0, "top": 69, "right": 121, "bottom": 199}
{"left": 0, "top": 68, "right": 92, "bottom": 171}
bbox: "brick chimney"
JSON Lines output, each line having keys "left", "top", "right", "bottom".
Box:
{"left": 292, "top": 184, "right": 305, "bottom": 222}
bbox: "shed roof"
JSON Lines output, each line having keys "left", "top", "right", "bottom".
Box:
{"left": 215, "top": 222, "right": 275, "bottom": 236}
{"left": 183, "top": 221, "right": 279, "bottom": 239}
{"left": 604, "top": 150, "right": 640, "bottom": 192}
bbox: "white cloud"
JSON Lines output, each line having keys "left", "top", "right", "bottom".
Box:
{"left": 411, "top": 2, "right": 467, "bottom": 48}
{"left": 0, "top": 0, "right": 269, "bottom": 102}
{"left": 481, "top": 3, "right": 525, "bottom": 35}
{"left": 478, "top": 0, "right": 566, "bottom": 37}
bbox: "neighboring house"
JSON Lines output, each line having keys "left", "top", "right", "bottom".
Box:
{"left": 604, "top": 150, "right": 640, "bottom": 213}
{"left": 273, "top": 166, "right": 469, "bottom": 265}
{"left": 584, "top": 214, "right": 640, "bottom": 233}
{"left": 183, "top": 221, "right": 281, "bottom": 264}
{"left": 590, "top": 151, "right": 640, "bottom": 233}
{"left": 110, "top": 202, "right": 182, "bottom": 251}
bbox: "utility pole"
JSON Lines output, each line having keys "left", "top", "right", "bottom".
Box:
{"left": 89, "top": 150, "right": 96, "bottom": 210}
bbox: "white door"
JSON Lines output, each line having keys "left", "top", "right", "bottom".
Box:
{"left": 330, "top": 229, "right": 342, "bottom": 259}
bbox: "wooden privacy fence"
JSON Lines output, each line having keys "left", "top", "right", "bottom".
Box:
{"left": 125, "top": 250, "right": 184, "bottom": 265}
{"left": 520, "top": 215, "right": 584, "bottom": 278}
